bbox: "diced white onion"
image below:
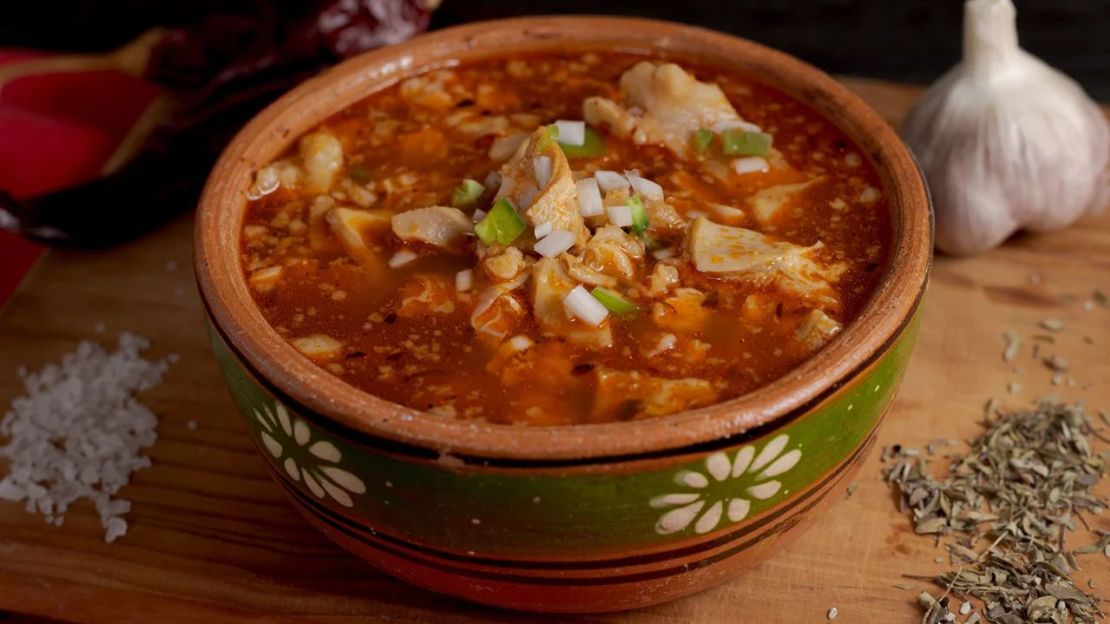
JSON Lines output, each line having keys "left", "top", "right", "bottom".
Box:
{"left": 472, "top": 209, "right": 487, "bottom": 223}
{"left": 653, "top": 333, "right": 677, "bottom": 355}
{"left": 470, "top": 286, "right": 502, "bottom": 323}
{"left": 483, "top": 171, "right": 501, "bottom": 190}
{"left": 594, "top": 170, "right": 630, "bottom": 193}
{"left": 517, "top": 182, "right": 539, "bottom": 209}
{"left": 576, "top": 178, "right": 604, "bottom": 217}
{"left": 497, "top": 175, "right": 516, "bottom": 198}
{"left": 534, "top": 229, "right": 575, "bottom": 258}
{"left": 625, "top": 171, "right": 664, "bottom": 201}
{"left": 506, "top": 334, "right": 535, "bottom": 353}
{"left": 563, "top": 285, "right": 609, "bottom": 327}
{"left": 455, "top": 269, "right": 473, "bottom": 292}
{"left": 652, "top": 247, "right": 676, "bottom": 260}
{"left": 470, "top": 275, "right": 525, "bottom": 328}
{"left": 533, "top": 156, "right": 552, "bottom": 188}
{"left": 534, "top": 221, "right": 553, "bottom": 239}
{"left": 388, "top": 248, "right": 418, "bottom": 268}
{"left": 554, "top": 120, "right": 586, "bottom": 146}
{"left": 711, "top": 203, "right": 746, "bottom": 220}
{"left": 247, "top": 166, "right": 281, "bottom": 200}
{"left": 712, "top": 118, "right": 762, "bottom": 134}
{"left": 732, "top": 157, "right": 770, "bottom": 174}
{"left": 607, "top": 205, "right": 633, "bottom": 228}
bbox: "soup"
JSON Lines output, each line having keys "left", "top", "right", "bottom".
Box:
{"left": 240, "top": 51, "right": 890, "bottom": 425}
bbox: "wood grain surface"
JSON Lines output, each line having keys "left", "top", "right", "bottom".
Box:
{"left": 0, "top": 78, "right": 1107, "bottom": 623}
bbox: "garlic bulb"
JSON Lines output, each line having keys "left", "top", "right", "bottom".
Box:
{"left": 901, "top": 0, "right": 1109, "bottom": 256}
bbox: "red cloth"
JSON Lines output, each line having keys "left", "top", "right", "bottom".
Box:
{"left": 0, "top": 50, "right": 163, "bottom": 305}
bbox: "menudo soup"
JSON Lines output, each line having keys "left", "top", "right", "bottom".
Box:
{"left": 240, "top": 51, "right": 890, "bottom": 425}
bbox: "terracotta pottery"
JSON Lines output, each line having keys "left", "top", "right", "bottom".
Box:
{"left": 195, "top": 16, "right": 932, "bottom": 613}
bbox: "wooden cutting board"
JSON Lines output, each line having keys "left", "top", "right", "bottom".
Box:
{"left": 0, "top": 78, "right": 1107, "bottom": 624}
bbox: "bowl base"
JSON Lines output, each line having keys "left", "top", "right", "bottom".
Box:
{"left": 278, "top": 431, "right": 878, "bottom": 613}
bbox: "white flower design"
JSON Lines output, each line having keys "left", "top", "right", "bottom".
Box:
{"left": 253, "top": 403, "right": 367, "bottom": 508}
{"left": 651, "top": 434, "right": 802, "bottom": 535}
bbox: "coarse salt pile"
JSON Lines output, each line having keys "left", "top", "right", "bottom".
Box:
{"left": 0, "top": 333, "right": 176, "bottom": 543}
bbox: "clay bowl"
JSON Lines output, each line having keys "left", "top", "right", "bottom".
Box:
{"left": 195, "top": 16, "right": 931, "bottom": 613}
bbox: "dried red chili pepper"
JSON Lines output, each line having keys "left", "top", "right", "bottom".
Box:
{"left": 0, "top": 0, "right": 437, "bottom": 247}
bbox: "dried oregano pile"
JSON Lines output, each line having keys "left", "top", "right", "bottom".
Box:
{"left": 883, "top": 400, "right": 1108, "bottom": 623}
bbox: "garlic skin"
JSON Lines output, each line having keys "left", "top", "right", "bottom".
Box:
{"left": 900, "top": 0, "right": 1109, "bottom": 256}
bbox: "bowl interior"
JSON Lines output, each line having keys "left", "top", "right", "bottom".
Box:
{"left": 195, "top": 16, "right": 931, "bottom": 462}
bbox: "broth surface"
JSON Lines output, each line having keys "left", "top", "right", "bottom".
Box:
{"left": 241, "top": 51, "right": 890, "bottom": 425}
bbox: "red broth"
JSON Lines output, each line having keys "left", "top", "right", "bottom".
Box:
{"left": 240, "top": 51, "right": 890, "bottom": 425}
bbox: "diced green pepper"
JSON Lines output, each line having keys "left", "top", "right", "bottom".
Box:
{"left": 590, "top": 287, "right": 640, "bottom": 314}
{"left": 628, "top": 193, "right": 649, "bottom": 235}
{"left": 691, "top": 127, "right": 713, "bottom": 153}
{"left": 475, "top": 198, "right": 526, "bottom": 245}
{"left": 536, "top": 124, "right": 559, "bottom": 150}
{"left": 559, "top": 127, "right": 606, "bottom": 158}
{"left": 348, "top": 164, "right": 371, "bottom": 183}
{"left": 451, "top": 178, "right": 484, "bottom": 207}
{"left": 720, "top": 130, "right": 772, "bottom": 156}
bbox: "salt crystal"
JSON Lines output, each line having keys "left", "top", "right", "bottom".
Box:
{"left": 104, "top": 517, "right": 128, "bottom": 543}
{"left": 103, "top": 499, "right": 131, "bottom": 516}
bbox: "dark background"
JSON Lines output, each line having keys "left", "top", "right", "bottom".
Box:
{"left": 2, "top": 0, "right": 1108, "bottom": 98}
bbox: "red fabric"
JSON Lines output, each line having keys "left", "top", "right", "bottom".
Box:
{"left": 0, "top": 51, "right": 163, "bottom": 198}
{"left": 0, "top": 50, "right": 164, "bottom": 304}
